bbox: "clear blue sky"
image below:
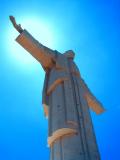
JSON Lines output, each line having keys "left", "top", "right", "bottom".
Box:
{"left": 0, "top": 0, "right": 120, "bottom": 160}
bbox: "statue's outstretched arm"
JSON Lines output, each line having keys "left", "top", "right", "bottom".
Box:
{"left": 81, "top": 78, "right": 105, "bottom": 114}
{"left": 9, "top": 16, "right": 56, "bottom": 71}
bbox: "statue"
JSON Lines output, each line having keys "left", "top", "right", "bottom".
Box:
{"left": 10, "top": 16, "right": 104, "bottom": 160}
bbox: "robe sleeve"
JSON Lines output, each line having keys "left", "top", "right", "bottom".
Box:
{"left": 80, "top": 78, "right": 105, "bottom": 114}
{"left": 16, "top": 29, "right": 56, "bottom": 70}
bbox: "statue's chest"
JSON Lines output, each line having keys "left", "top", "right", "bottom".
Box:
{"left": 46, "top": 58, "right": 80, "bottom": 96}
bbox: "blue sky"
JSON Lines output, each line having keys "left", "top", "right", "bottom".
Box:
{"left": 0, "top": 0, "right": 120, "bottom": 159}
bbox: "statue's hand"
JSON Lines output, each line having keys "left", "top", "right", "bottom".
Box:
{"left": 9, "top": 15, "right": 23, "bottom": 33}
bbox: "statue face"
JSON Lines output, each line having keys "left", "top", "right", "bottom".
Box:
{"left": 63, "top": 50, "right": 75, "bottom": 59}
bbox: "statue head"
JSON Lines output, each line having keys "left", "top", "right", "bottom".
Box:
{"left": 63, "top": 50, "right": 75, "bottom": 59}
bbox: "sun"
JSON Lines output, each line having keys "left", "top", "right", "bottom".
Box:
{"left": 6, "top": 16, "right": 55, "bottom": 65}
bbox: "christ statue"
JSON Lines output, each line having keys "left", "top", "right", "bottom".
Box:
{"left": 10, "top": 16, "right": 104, "bottom": 160}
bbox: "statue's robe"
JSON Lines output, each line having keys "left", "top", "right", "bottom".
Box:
{"left": 16, "top": 30, "right": 104, "bottom": 160}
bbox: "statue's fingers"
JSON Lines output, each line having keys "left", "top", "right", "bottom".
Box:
{"left": 9, "top": 16, "right": 16, "bottom": 25}
{"left": 9, "top": 16, "right": 14, "bottom": 21}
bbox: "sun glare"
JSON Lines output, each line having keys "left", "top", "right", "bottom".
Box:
{"left": 7, "top": 16, "right": 55, "bottom": 65}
